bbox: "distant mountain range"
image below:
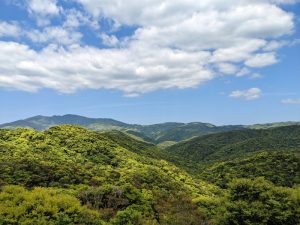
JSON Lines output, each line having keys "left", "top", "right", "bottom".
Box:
{"left": 1, "top": 114, "right": 299, "bottom": 144}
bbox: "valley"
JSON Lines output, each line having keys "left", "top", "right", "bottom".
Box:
{"left": 0, "top": 116, "right": 299, "bottom": 224}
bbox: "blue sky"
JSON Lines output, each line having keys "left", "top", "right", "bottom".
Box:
{"left": 0, "top": 0, "right": 299, "bottom": 125}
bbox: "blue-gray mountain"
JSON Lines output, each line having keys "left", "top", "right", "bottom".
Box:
{"left": 1, "top": 114, "right": 299, "bottom": 144}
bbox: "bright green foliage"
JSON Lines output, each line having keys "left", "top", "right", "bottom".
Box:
{"left": 78, "top": 185, "right": 158, "bottom": 224}
{"left": 152, "top": 191, "right": 207, "bottom": 225}
{"left": 101, "top": 131, "right": 166, "bottom": 160}
{"left": 0, "top": 185, "right": 104, "bottom": 225}
{"left": 202, "top": 151, "right": 300, "bottom": 187}
{"left": 0, "top": 125, "right": 215, "bottom": 224}
{"left": 219, "top": 178, "right": 300, "bottom": 225}
{"left": 0, "top": 125, "right": 299, "bottom": 225}
{"left": 193, "top": 178, "right": 300, "bottom": 225}
{"left": 162, "top": 126, "right": 300, "bottom": 224}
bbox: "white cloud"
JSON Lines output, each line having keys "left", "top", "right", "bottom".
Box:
{"left": 100, "top": 33, "right": 119, "bottom": 47}
{"left": 26, "top": 27, "right": 82, "bottom": 45}
{"left": 245, "top": 52, "right": 278, "bottom": 67}
{"left": 130, "top": 4, "right": 293, "bottom": 52}
{"left": 250, "top": 73, "right": 264, "bottom": 79}
{"left": 76, "top": 0, "right": 296, "bottom": 27}
{"left": 27, "top": 0, "right": 60, "bottom": 16}
{"left": 0, "top": 41, "right": 213, "bottom": 95}
{"left": 263, "top": 40, "right": 288, "bottom": 51}
{"left": 281, "top": 98, "right": 300, "bottom": 104}
{"left": 27, "top": 0, "right": 61, "bottom": 26}
{"left": 0, "top": 0, "right": 297, "bottom": 95}
{"left": 63, "top": 9, "right": 99, "bottom": 30}
{"left": 211, "top": 39, "right": 267, "bottom": 63}
{"left": 0, "top": 21, "right": 21, "bottom": 37}
{"left": 230, "top": 88, "right": 262, "bottom": 100}
{"left": 236, "top": 67, "right": 251, "bottom": 77}
{"left": 217, "top": 63, "right": 238, "bottom": 75}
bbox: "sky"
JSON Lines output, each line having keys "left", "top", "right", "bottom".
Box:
{"left": 0, "top": 0, "right": 299, "bottom": 125}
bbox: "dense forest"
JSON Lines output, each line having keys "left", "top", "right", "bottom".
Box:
{"left": 0, "top": 124, "right": 299, "bottom": 224}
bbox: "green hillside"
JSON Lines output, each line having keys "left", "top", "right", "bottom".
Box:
{"left": 201, "top": 151, "right": 300, "bottom": 188}
{"left": 165, "top": 125, "right": 300, "bottom": 165}
{"left": 0, "top": 126, "right": 218, "bottom": 225}
{"left": 247, "top": 121, "right": 300, "bottom": 129}
{"left": 0, "top": 125, "right": 299, "bottom": 225}
{"left": 137, "top": 122, "right": 247, "bottom": 143}
{"left": 101, "top": 130, "right": 167, "bottom": 160}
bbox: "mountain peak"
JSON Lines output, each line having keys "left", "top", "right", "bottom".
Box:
{"left": 1, "top": 115, "right": 299, "bottom": 144}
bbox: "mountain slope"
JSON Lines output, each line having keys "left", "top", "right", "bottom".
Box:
{"left": 201, "top": 151, "right": 300, "bottom": 188}
{"left": 0, "top": 115, "right": 247, "bottom": 143}
{"left": 0, "top": 125, "right": 218, "bottom": 225}
{"left": 137, "top": 122, "right": 247, "bottom": 143}
{"left": 247, "top": 121, "right": 300, "bottom": 129}
{"left": 101, "top": 130, "right": 167, "bottom": 160}
{"left": 165, "top": 125, "right": 300, "bottom": 165}
{"left": 0, "top": 125, "right": 298, "bottom": 225}
{"left": 2, "top": 115, "right": 300, "bottom": 145}
{"left": 0, "top": 114, "right": 129, "bottom": 131}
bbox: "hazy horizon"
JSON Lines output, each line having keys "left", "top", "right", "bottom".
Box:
{"left": 1, "top": 113, "right": 300, "bottom": 127}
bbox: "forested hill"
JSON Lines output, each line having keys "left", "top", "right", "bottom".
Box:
{"left": 0, "top": 114, "right": 128, "bottom": 131}
{"left": 201, "top": 150, "right": 300, "bottom": 188}
{"left": 165, "top": 125, "right": 300, "bottom": 164}
{"left": 0, "top": 125, "right": 299, "bottom": 224}
{"left": 163, "top": 125, "right": 300, "bottom": 191}
{"left": 0, "top": 114, "right": 246, "bottom": 143}
{"left": 0, "top": 125, "right": 216, "bottom": 224}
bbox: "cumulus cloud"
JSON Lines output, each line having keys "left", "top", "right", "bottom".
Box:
{"left": 0, "top": 41, "right": 213, "bottom": 95}
{"left": 281, "top": 98, "right": 300, "bottom": 104}
{"left": 76, "top": 0, "right": 295, "bottom": 27}
{"left": 250, "top": 73, "right": 264, "bottom": 79}
{"left": 0, "top": 0, "right": 298, "bottom": 95}
{"left": 0, "top": 21, "right": 21, "bottom": 37}
{"left": 62, "top": 9, "right": 99, "bottom": 29}
{"left": 230, "top": 88, "right": 262, "bottom": 100}
{"left": 217, "top": 63, "right": 238, "bottom": 75}
{"left": 26, "top": 27, "right": 82, "bottom": 45}
{"left": 245, "top": 52, "right": 278, "bottom": 67}
{"left": 263, "top": 40, "right": 288, "bottom": 51}
{"left": 27, "top": 0, "right": 60, "bottom": 16}
{"left": 27, "top": 0, "right": 61, "bottom": 26}
{"left": 100, "top": 33, "right": 120, "bottom": 47}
